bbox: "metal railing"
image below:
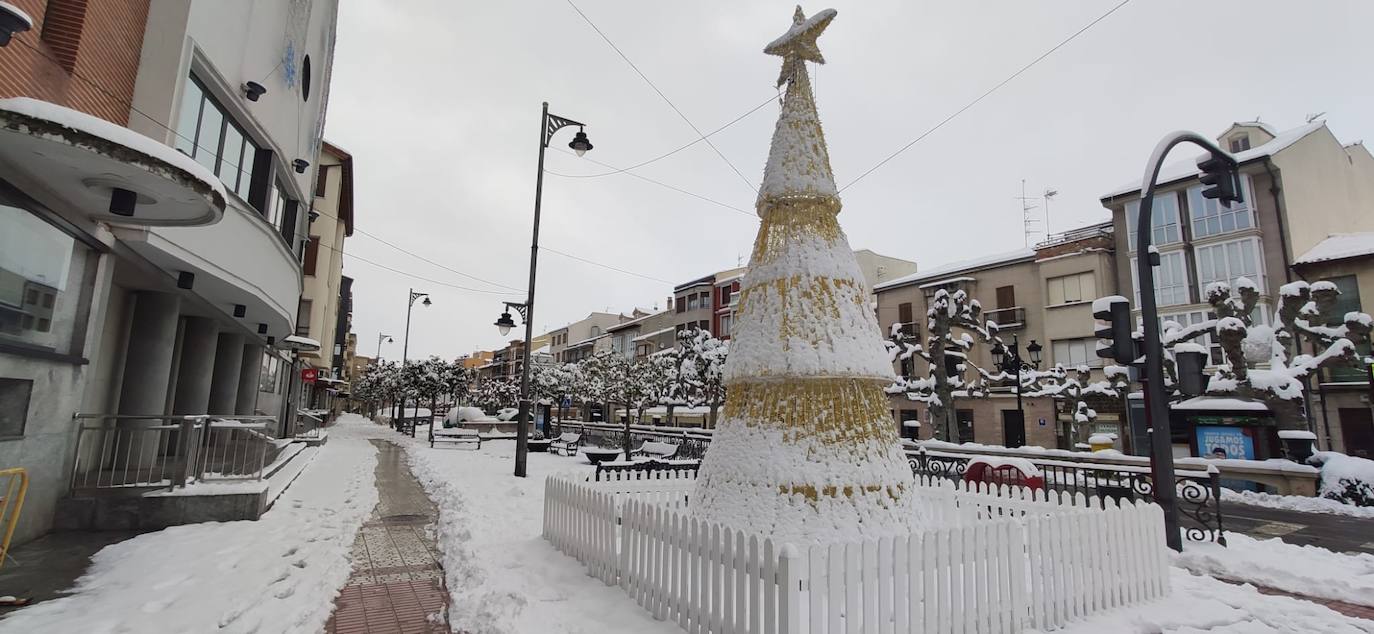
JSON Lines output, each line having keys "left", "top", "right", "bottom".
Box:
{"left": 70, "top": 414, "right": 278, "bottom": 492}
{"left": 294, "top": 409, "right": 327, "bottom": 439}
{"left": 984, "top": 306, "right": 1027, "bottom": 328}
{"left": 0, "top": 467, "right": 28, "bottom": 571}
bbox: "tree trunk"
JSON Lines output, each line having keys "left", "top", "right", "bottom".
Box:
{"left": 622, "top": 402, "right": 633, "bottom": 459}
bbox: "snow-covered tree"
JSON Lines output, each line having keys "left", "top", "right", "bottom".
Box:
{"left": 473, "top": 376, "right": 518, "bottom": 413}
{"left": 531, "top": 361, "right": 577, "bottom": 428}
{"left": 677, "top": 328, "right": 728, "bottom": 427}
{"left": 442, "top": 360, "right": 471, "bottom": 407}
{"left": 885, "top": 288, "right": 998, "bottom": 441}
{"left": 1022, "top": 363, "right": 1131, "bottom": 447}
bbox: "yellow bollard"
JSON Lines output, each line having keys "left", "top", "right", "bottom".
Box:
{"left": 0, "top": 467, "right": 29, "bottom": 571}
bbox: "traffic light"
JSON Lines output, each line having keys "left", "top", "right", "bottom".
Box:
{"left": 1197, "top": 153, "right": 1242, "bottom": 204}
{"left": 1094, "top": 296, "right": 1134, "bottom": 364}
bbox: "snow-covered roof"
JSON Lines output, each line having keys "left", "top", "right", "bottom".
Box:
{"left": 875, "top": 248, "right": 1036, "bottom": 291}
{"left": 1101, "top": 121, "right": 1327, "bottom": 200}
{"left": 1293, "top": 232, "right": 1374, "bottom": 265}
{"left": 1171, "top": 396, "right": 1270, "bottom": 411}
{"left": 917, "top": 276, "right": 976, "bottom": 290}
{"left": 632, "top": 326, "right": 676, "bottom": 342}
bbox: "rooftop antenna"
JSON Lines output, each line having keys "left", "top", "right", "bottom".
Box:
{"left": 1016, "top": 179, "right": 1041, "bottom": 247}
{"left": 1306, "top": 112, "right": 1326, "bottom": 123}
{"left": 1042, "top": 188, "right": 1059, "bottom": 238}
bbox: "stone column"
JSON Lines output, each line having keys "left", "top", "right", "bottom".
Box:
{"left": 207, "top": 332, "right": 245, "bottom": 415}
{"left": 117, "top": 292, "right": 181, "bottom": 416}
{"left": 235, "top": 343, "right": 264, "bottom": 415}
{"left": 114, "top": 292, "right": 181, "bottom": 473}
{"left": 171, "top": 317, "right": 219, "bottom": 415}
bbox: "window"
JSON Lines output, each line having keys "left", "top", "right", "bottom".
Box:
{"left": 1051, "top": 338, "right": 1096, "bottom": 368}
{"left": 995, "top": 285, "right": 1015, "bottom": 309}
{"left": 1047, "top": 271, "right": 1096, "bottom": 305}
{"left": 303, "top": 236, "right": 321, "bottom": 276}
{"left": 1194, "top": 238, "right": 1262, "bottom": 296}
{"left": 175, "top": 75, "right": 258, "bottom": 198}
{"left": 1131, "top": 250, "right": 1189, "bottom": 307}
{"left": 297, "top": 299, "right": 312, "bottom": 336}
{"left": 675, "top": 297, "right": 686, "bottom": 313}
{"left": 0, "top": 204, "right": 94, "bottom": 354}
{"left": 0, "top": 378, "right": 33, "bottom": 437}
{"left": 259, "top": 353, "right": 280, "bottom": 393}
{"left": 1324, "top": 276, "right": 1369, "bottom": 382}
{"left": 1188, "top": 178, "right": 1253, "bottom": 239}
{"left": 698, "top": 320, "right": 709, "bottom": 332}
{"left": 590, "top": 326, "right": 601, "bottom": 337}
{"left": 1229, "top": 135, "right": 1250, "bottom": 153}
{"left": 687, "top": 293, "right": 699, "bottom": 310}
{"left": 897, "top": 302, "right": 914, "bottom": 336}
{"left": 1125, "top": 191, "right": 1181, "bottom": 251}
{"left": 719, "top": 314, "right": 732, "bottom": 338}
{"left": 719, "top": 285, "right": 733, "bottom": 306}
{"left": 314, "top": 165, "right": 329, "bottom": 197}
{"left": 1159, "top": 310, "right": 1221, "bottom": 366}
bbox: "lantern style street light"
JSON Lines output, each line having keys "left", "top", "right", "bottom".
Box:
{"left": 497, "top": 102, "right": 593, "bottom": 478}
{"left": 376, "top": 332, "right": 393, "bottom": 361}
{"left": 991, "top": 335, "right": 1042, "bottom": 448}
{"left": 394, "top": 289, "right": 430, "bottom": 431}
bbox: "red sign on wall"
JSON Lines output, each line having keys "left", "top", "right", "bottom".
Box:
{"left": 301, "top": 368, "right": 318, "bottom": 384}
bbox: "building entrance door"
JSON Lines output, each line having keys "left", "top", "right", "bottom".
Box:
{"left": 1002, "top": 409, "right": 1026, "bottom": 448}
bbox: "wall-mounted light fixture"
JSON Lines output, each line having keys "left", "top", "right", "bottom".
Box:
{"left": 176, "top": 271, "right": 195, "bottom": 290}
{"left": 233, "top": 304, "right": 246, "bottom": 318}
{"left": 242, "top": 81, "right": 267, "bottom": 102}
{"left": 292, "top": 159, "right": 309, "bottom": 174}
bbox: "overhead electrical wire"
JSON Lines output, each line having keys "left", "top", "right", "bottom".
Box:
{"left": 564, "top": 0, "right": 759, "bottom": 194}
{"left": 838, "top": 0, "right": 1132, "bottom": 192}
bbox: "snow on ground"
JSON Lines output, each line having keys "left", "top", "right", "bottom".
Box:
{"left": 395, "top": 420, "right": 679, "bottom": 634}
{"left": 1222, "top": 488, "right": 1374, "bottom": 519}
{"left": 1036, "top": 568, "right": 1374, "bottom": 633}
{"left": 0, "top": 418, "right": 389, "bottom": 634}
{"left": 1175, "top": 533, "right": 1374, "bottom": 609}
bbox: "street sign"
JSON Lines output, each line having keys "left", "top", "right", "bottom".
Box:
{"left": 301, "top": 367, "right": 318, "bottom": 384}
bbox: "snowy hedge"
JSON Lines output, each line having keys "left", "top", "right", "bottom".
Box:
{"left": 1308, "top": 451, "right": 1374, "bottom": 507}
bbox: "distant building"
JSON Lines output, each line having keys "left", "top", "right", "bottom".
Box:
{"left": 300, "top": 142, "right": 355, "bottom": 410}
{"left": 874, "top": 223, "right": 1118, "bottom": 449}
{"left": 1100, "top": 120, "right": 1374, "bottom": 457}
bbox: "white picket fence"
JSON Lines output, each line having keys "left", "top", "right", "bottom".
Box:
{"left": 543, "top": 473, "right": 1170, "bottom": 633}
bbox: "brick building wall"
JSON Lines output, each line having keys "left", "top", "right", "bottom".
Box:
{"left": 0, "top": 0, "right": 150, "bottom": 125}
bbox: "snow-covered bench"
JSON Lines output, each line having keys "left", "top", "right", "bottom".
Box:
{"left": 632, "top": 441, "right": 679, "bottom": 460}
{"left": 431, "top": 428, "right": 481, "bottom": 450}
{"left": 550, "top": 432, "right": 581, "bottom": 456}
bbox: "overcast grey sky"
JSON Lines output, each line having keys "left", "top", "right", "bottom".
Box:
{"left": 323, "top": 0, "right": 1374, "bottom": 363}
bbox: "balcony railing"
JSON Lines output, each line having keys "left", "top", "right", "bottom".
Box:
{"left": 985, "top": 306, "right": 1026, "bottom": 329}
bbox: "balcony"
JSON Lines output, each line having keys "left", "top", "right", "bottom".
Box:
{"left": 985, "top": 306, "right": 1026, "bottom": 330}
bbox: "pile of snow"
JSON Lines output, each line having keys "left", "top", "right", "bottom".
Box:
{"left": 968, "top": 456, "right": 1042, "bottom": 478}
{"left": 0, "top": 417, "right": 387, "bottom": 633}
{"left": 1310, "top": 451, "right": 1374, "bottom": 507}
{"left": 1221, "top": 488, "right": 1374, "bottom": 519}
{"left": 1174, "top": 533, "right": 1374, "bottom": 609}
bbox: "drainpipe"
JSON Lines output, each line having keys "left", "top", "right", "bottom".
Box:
{"left": 1262, "top": 159, "right": 1293, "bottom": 285}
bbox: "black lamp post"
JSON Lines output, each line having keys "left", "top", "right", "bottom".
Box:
{"left": 396, "top": 289, "right": 430, "bottom": 432}
{"left": 498, "top": 103, "right": 592, "bottom": 478}
{"left": 992, "top": 335, "right": 1041, "bottom": 448}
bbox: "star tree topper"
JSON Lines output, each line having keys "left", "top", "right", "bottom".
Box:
{"left": 764, "top": 6, "right": 837, "bottom": 87}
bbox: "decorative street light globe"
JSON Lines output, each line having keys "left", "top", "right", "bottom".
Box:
{"left": 568, "top": 128, "right": 593, "bottom": 156}
{"left": 494, "top": 311, "right": 516, "bottom": 337}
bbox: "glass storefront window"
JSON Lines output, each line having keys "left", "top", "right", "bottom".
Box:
{"left": 0, "top": 204, "right": 92, "bottom": 355}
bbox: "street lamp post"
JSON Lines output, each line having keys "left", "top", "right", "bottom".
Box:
{"left": 396, "top": 289, "right": 430, "bottom": 433}
{"left": 992, "top": 335, "right": 1042, "bottom": 447}
{"left": 1134, "top": 131, "right": 1241, "bottom": 552}
{"left": 496, "top": 102, "right": 593, "bottom": 478}
{"left": 376, "top": 332, "right": 393, "bottom": 361}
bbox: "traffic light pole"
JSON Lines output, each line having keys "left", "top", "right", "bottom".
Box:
{"left": 1135, "top": 131, "right": 1238, "bottom": 552}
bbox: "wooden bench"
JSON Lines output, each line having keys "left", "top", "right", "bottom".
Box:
{"left": 431, "top": 428, "right": 481, "bottom": 450}
{"left": 633, "top": 440, "right": 679, "bottom": 460}
{"left": 550, "top": 432, "right": 582, "bottom": 456}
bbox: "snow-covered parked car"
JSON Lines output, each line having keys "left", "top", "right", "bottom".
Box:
{"left": 496, "top": 407, "right": 520, "bottom": 421}
{"left": 444, "top": 406, "right": 497, "bottom": 428}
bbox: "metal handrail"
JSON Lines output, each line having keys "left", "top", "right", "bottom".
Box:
{"left": 70, "top": 413, "right": 281, "bottom": 491}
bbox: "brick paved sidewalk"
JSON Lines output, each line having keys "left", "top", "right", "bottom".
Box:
{"left": 1217, "top": 577, "right": 1374, "bottom": 622}
{"left": 327, "top": 440, "right": 448, "bottom": 633}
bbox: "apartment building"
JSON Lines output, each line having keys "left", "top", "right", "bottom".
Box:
{"left": 608, "top": 309, "right": 674, "bottom": 358}
{"left": 0, "top": 0, "right": 339, "bottom": 543}
{"left": 681, "top": 251, "right": 916, "bottom": 340}
{"left": 874, "top": 223, "right": 1118, "bottom": 449}
{"left": 548, "top": 311, "right": 620, "bottom": 363}
{"left": 299, "top": 142, "right": 354, "bottom": 409}
{"left": 1101, "top": 120, "right": 1374, "bottom": 456}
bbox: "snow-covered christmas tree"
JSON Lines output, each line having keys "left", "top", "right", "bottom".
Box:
{"left": 692, "top": 6, "right": 921, "bottom": 544}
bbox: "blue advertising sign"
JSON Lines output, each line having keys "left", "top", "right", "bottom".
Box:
{"left": 1195, "top": 425, "right": 1255, "bottom": 460}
